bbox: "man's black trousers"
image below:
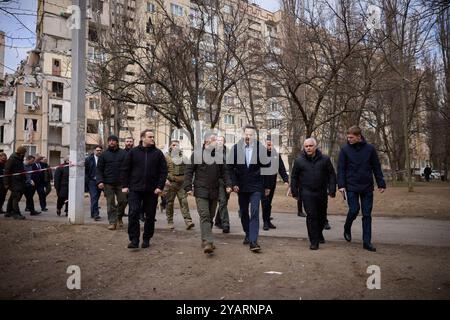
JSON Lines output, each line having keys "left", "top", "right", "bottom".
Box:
{"left": 128, "top": 191, "right": 158, "bottom": 244}
{"left": 301, "top": 189, "right": 328, "bottom": 245}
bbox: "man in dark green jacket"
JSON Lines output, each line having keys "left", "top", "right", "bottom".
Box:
{"left": 184, "top": 133, "right": 232, "bottom": 254}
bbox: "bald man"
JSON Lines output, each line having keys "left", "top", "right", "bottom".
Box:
{"left": 290, "top": 138, "right": 336, "bottom": 250}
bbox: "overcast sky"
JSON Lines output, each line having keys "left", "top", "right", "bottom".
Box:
{"left": 0, "top": 1, "right": 280, "bottom": 74}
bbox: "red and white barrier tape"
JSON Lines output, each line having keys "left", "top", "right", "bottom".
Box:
{"left": 0, "top": 161, "right": 84, "bottom": 178}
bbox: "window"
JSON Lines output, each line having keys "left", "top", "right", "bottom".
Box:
{"left": 172, "top": 128, "right": 184, "bottom": 141}
{"left": 24, "top": 119, "right": 38, "bottom": 131}
{"left": 91, "top": 0, "right": 103, "bottom": 14}
{"left": 146, "top": 106, "right": 156, "bottom": 118}
{"left": 52, "top": 59, "right": 61, "bottom": 76}
{"left": 127, "top": 116, "right": 135, "bottom": 121}
{"left": 147, "top": 2, "right": 156, "bottom": 13}
{"left": 24, "top": 92, "right": 37, "bottom": 106}
{"left": 170, "top": 3, "right": 183, "bottom": 17}
{"left": 146, "top": 19, "right": 153, "bottom": 33}
{"left": 189, "top": 7, "right": 201, "bottom": 28}
{"left": 87, "top": 119, "right": 99, "bottom": 134}
{"left": 267, "top": 119, "right": 282, "bottom": 129}
{"left": 48, "top": 127, "right": 62, "bottom": 145}
{"left": 52, "top": 82, "right": 64, "bottom": 98}
{"left": 224, "top": 96, "right": 233, "bottom": 105}
{"left": 25, "top": 145, "right": 37, "bottom": 156}
{"left": 88, "top": 46, "right": 105, "bottom": 62}
{"left": 0, "top": 101, "right": 5, "bottom": 119}
{"left": 224, "top": 23, "right": 233, "bottom": 35}
{"left": 223, "top": 4, "right": 232, "bottom": 14}
{"left": 224, "top": 114, "right": 235, "bottom": 125}
{"left": 269, "top": 101, "right": 279, "bottom": 112}
{"left": 266, "top": 85, "right": 280, "bottom": 97}
{"left": 89, "top": 98, "right": 99, "bottom": 109}
{"left": 88, "top": 27, "right": 98, "bottom": 42}
{"left": 0, "top": 125, "right": 4, "bottom": 143}
{"left": 126, "top": 71, "right": 135, "bottom": 76}
{"left": 51, "top": 104, "right": 63, "bottom": 122}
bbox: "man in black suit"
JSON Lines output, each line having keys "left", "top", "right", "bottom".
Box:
{"left": 262, "top": 138, "right": 289, "bottom": 230}
{"left": 85, "top": 145, "right": 102, "bottom": 221}
{"left": 32, "top": 155, "right": 49, "bottom": 212}
{"left": 228, "top": 125, "right": 270, "bottom": 253}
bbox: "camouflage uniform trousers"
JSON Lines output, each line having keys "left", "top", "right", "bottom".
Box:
{"left": 165, "top": 179, "right": 193, "bottom": 225}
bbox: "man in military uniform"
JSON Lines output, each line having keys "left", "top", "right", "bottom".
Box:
{"left": 165, "top": 140, "right": 195, "bottom": 230}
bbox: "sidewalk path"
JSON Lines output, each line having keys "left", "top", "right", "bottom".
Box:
{"left": 21, "top": 197, "right": 450, "bottom": 248}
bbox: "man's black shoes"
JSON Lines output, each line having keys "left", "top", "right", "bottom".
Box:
{"left": 30, "top": 211, "right": 41, "bottom": 216}
{"left": 128, "top": 242, "right": 139, "bottom": 249}
{"left": 298, "top": 212, "right": 306, "bottom": 217}
{"left": 263, "top": 223, "right": 269, "bottom": 231}
{"left": 243, "top": 236, "right": 250, "bottom": 245}
{"left": 268, "top": 222, "right": 276, "bottom": 229}
{"left": 363, "top": 243, "right": 377, "bottom": 252}
{"left": 141, "top": 240, "right": 150, "bottom": 249}
{"left": 222, "top": 226, "right": 230, "bottom": 233}
{"left": 249, "top": 242, "right": 261, "bottom": 252}
{"left": 324, "top": 221, "right": 331, "bottom": 230}
{"left": 344, "top": 229, "right": 352, "bottom": 242}
{"left": 310, "top": 244, "right": 319, "bottom": 250}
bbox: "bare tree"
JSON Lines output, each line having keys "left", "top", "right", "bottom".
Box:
{"left": 88, "top": 0, "right": 259, "bottom": 147}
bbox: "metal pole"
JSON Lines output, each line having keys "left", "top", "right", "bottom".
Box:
{"left": 68, "top": 0, "right": 86, "bottom": 223}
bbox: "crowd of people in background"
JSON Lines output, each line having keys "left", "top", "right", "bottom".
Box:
{"left": 0, "top": 125, "right": 386, "bottom": 254}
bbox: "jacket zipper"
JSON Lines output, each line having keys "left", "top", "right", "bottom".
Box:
{"left": 144, "top": 149, "right": 148, "bottom": 190}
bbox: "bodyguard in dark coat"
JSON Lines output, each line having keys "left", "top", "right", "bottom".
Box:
{"left": 32, "top": 155, "right": 48, "bottom": 211}
{"left": 261, "top": 139, "right": 289, "bottom": 230}
{"left": 54, "top": 158, "right": 70, "bottom": 216}
{"left": 4, "top": 146, "right": 27, "bottom": 219}
{"left": 291, "top": 138, "right": 336, "bottom": 250}
{"left": 85, "top": 145, "right": 102, "bottom": 220}
{"left": 121, "top": 129, "right": 167, "bottom": 249}
{"left": 24, "top": 155, "right": 41, "bottom": 215}
{"left": 96, "top": 135, "right": 128, "bottom": 230}
{"left": 337, "top": 126, "right": 386, "bottom": 252}
{"left": 184, "top": 133, "right": 232, "bottom": 254}
{"left": 228, "top": 125, "right": 271, "bottom": 253}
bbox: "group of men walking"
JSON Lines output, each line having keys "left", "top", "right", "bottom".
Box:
{"left": 1, "top": 124, "right": 385, "bottom": 255}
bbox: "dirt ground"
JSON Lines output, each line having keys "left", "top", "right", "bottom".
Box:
{"left": 0, "top": 219, "right": 449, "bottom": 300}
{"left": 187, "top": 181, "right": 450, "bottom": 219}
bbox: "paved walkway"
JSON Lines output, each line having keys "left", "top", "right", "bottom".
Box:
{"left": 18, "top": 197, "right": 450, "bottom": 248}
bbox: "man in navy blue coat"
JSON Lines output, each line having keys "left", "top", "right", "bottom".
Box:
{"left": 228, "top": 125, "right": 271, "bottom": 253}
{"left": 337, "top": 126, "right": 386, "bottom": 252}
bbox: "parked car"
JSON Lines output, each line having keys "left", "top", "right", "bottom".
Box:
{"left": 430, "top": 170, "right": 441, "bottom": 180}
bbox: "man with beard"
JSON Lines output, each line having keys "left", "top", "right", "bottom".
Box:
{"left": 96, "top": 135, "right": 128, "bottom": 230}
{"left": 184, "top": 133, "right": 232, "bottom": 254}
